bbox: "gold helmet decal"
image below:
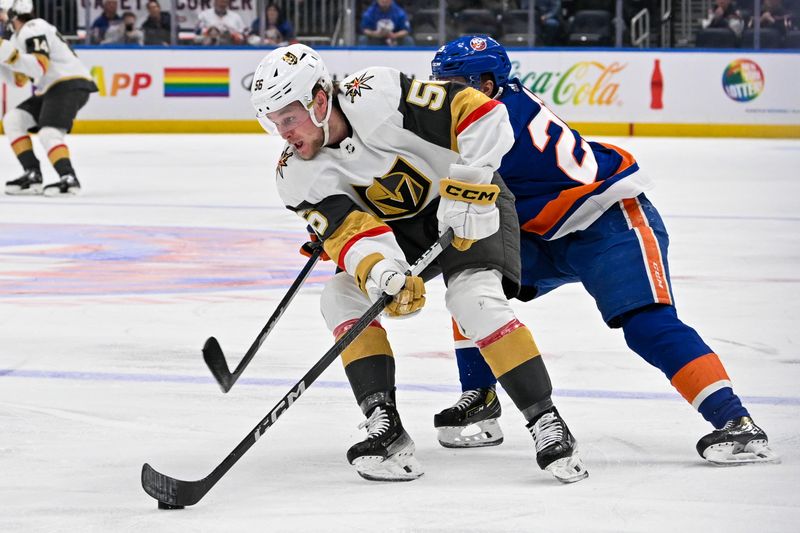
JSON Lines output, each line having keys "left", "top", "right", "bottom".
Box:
{"left": 354, "top": 157, "right": 431, "bottom": 219}
{"left": 282, "top": 52, "right": 298, "bottom": 65}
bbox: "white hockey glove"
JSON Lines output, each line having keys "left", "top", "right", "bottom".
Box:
{"left": 437, "top": 164, "right": 500, "bottom": 252}
{"left": 356, "top": 254, "right": 426, "bottom": 317}
{"left": 0, "top": 38, "right": 18, "bottom": 66}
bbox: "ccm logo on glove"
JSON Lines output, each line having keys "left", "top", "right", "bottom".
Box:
{"left": 440, "top": 179, "right": 500, "bottom": 205}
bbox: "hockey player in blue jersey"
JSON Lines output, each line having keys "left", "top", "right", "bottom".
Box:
{"left": 429, "top": 35, "right": 777, "bottom": 465}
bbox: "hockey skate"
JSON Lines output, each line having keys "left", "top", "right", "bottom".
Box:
{"left": 527, "top": 408, "right": 588, "bottom": 483}
{"left": 43, "top": 174, "right": 81, "bottom": 197}
{"left": 434, "top": 387, "right": 504, "bottom": 448}
{"left": 347, "top": 404, "right": 423, "bottom": 482}
{"left": 5, "top": 168, "right": 43, "bottom": 195}
{"left": 696, "top": 416, "right": 779, "bottom": 465}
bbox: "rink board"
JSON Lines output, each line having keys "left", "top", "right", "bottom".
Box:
{"left": 1, "top": 48, "right": 799, "bottom": 137}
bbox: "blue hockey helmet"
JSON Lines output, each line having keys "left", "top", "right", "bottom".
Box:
{"left": 431, "top": 35, "right": 511, "bottom": 89}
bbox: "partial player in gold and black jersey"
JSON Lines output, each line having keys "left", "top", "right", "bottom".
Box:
{"left": 0, "top": 0, "right": 97, "bottom": 196}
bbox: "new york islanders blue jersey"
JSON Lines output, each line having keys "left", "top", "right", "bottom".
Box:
{"left": 497, "top": 79, "right": 653, "bottom": 240}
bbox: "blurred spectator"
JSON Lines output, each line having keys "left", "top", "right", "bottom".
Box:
{"left": 535, "top": 0, "right": 562, "bottom": 45}
{"left": 197, "top": 0, "right": 246, "bottom": 45}
{"left": 141, "top": 0, "right": 172, "bottom": 46}
{"left": 359, "top": 0, "right": 414, "bottom": 47}
{"left": 751, "top": 0, "right": 795, "bottom": 33}
{"left": 202, "top": 26, "right": 223, "bottom": 45}
{"left": 102, "top": 11, "right": 144, "bottom": 45}
{"left": 248, "top": 2, "right": 295, "bottom": 46}
{"left": 91, "top": 0, "right": 122, "bottom": 44}
{"left": 0, "top": 8, "right": 9, "bottom": 39}
{"left": 703, "top": 0, "right": 744, "bottom": 37}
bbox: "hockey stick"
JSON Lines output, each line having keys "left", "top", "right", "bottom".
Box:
{"left": 142, "top": 228, "right": 454, "bottom": 508}
{"left": 203, "top": 244, "right": 324, "bottom": 393}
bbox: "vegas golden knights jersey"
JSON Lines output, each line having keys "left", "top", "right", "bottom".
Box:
{"left": 5, "top": 18, "right": 94, "bottom": 95}
{"left": 275, "top": 66, "right": 514, "bottom": 279}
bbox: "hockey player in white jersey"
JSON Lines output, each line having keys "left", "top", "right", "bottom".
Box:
{"left": 250, "top": 44, "right": 589, "bottom": 483}
{"left": 0, "top": 0, "right": 97, "bottom": 196}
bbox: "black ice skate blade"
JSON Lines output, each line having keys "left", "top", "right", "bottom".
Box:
{"left": 158, "top": 501, "right": 185, "bottom": 510}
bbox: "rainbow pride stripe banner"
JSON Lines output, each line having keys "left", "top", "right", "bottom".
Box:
{"left": 163, "top": 68, "right": 230, "bottom": 97}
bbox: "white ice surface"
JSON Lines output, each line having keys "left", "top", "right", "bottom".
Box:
{"left": 1, "top": 135, "right": 798, "bottom": 532}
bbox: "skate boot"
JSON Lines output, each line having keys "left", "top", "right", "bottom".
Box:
{"left": 43, "top": 174, "right": 81, "bottom": 196}
{"left": 434, "top": 387, "right": 504, "bottom": 448}
{"left": 347, "top": 403, "right": 423, "bottom": 481}
{"left": 5, "top": 168, "right": 43, "bottom": 195}
{"left": 527, "top": 407, "right": 588, "bottom": 483}
{"left": 696, "top": 416, "right": 779, "bottom": 465}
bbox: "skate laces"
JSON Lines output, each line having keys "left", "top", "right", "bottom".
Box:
{"left": 452, "top": 390, "right": 482, "bottom": 411}
{"left": 720, "top": 416, "right": 753, "bottom": 432}
{"left": 358, "top": 406, "right": 391, "bottom": 439}
{"left": 529, "top": 412, "right": 564, "bottom": 452}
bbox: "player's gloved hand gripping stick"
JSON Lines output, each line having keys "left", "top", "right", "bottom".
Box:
{"left": 437, "top": 164, "right": 501, "bottom": 251}
{"left": 142, "top": 229, "right": 454, "bottom": 509}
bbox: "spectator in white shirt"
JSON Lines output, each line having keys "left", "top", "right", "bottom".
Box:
{"left": 102, "top": 11, "right": 144, "bottom": 45}
{"left": 196, "top": 0, "right": 246, "bottom": 45}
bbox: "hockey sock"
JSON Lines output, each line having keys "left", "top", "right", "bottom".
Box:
{"left": 48, "top": 145, "right": 75, "bottom": 177}
{"left": 452, "top": 319, "right": 497, "bottom": 391}
{"left": 39, "top": 127, "right": 75, "bottom": 177}
{"left": 337, "top": 320, "right": 395, "bottom": 406}
{"left": 477, "top": 319, "right": 553, "bottom": 421}
{"left": 621, "top": 305, "right": 748, "bottom": 428}
{"left": 11, "top": 135, "right": 40, "bottom": 171}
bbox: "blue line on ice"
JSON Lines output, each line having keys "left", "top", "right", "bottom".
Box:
{"left": 1, "top": 368, "right": 797, "bottom": 406}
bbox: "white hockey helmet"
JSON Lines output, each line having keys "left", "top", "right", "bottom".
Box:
{"left": 250, "top": 44, "right": 334, "bottom": 143}
{"left": 0, "top": 0, "right": 34, "bottom": 18}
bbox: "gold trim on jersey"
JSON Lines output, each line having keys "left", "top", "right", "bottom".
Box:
{"left": 353, "top": 156, "right": 431, "bottom": 220}
{"left": 13, "top": 72, "right": 29, "bottom": 87}
{"left": 323, "top": 210, "right": 389, "bottom": 266}
{"left": 5, "top": 49, "right": 20, "bottom": 65}
{"left": 354, "top": 252, "right": 384, "bottom": 294}
{"left": 448, "top": 88, "right": 491, "bottom": 152}
{"left": 32, "top": 52, "right": 50, "bottom": 73}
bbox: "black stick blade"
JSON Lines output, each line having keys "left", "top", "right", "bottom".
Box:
{"left": 202, "top": 336, "right": 233, "bottom": 392}
{"left": 141, "top": 463, "right": 207, "bottom": 507}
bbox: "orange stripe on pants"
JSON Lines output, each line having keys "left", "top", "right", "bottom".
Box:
{"left": 621, "top": 198, "right": 672, "bottom": 305}
{"left": 451, "top": 318, "right": 477, "bottom": 349}
{"left": 670, "top": 353, "right": 732, "bottom": 409}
